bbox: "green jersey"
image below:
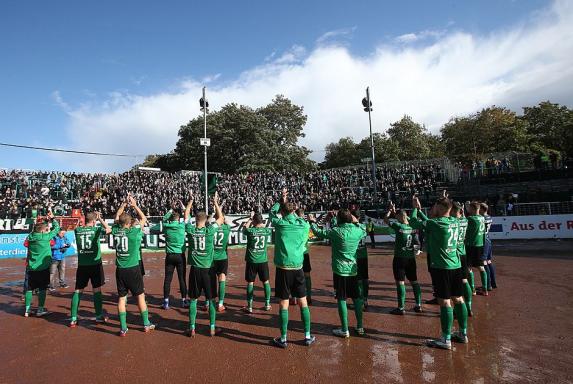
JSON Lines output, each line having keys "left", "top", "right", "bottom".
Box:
{"left": 311, "top": 222, "right": 366, "bottom": 276}
{"left": 465, "top": 215, "right": 485, "bottom": 247}
{"left": 111, "top": 225, "right": 143, "bottom": 269}
{"left": 269, "top": 203, "right": 310, "bottom": 269}
{"left": 213, "top": 224, "right": 231, "bottom": 261}
{"left": 162, "top": 211, "right": 186, "bottom": 254}
{"left": 74, "top": 225, "right": 104, "bottom": 266}
{"left": 390, "top": 221, "right": 416, "bottom": 258}
{"left": 456, "top": 217, "right": 468, "bottom": 256}
{"left": 243, "top": 226, "right": 273, "bottom": 264}
{"left": 410, "top": 209, "right": 460, "bottom": 270}
{"left": 185, "top": 223, "right": 219, "bottom": 268}
{"left": 26, "top": 220, "right": 60, "bottom": 271}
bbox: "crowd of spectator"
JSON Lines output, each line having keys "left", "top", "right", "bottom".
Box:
{"left": 0, "top": 164, "right": 443, "bottom": 219}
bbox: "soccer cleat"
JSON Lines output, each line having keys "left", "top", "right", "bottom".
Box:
{"left": 24, "top": 311, "right": 30, "bottom": 318}
{"left": 242, "top": 306, "right": 253, "bottom": 314}
{"left": 451, "top": 331, "right": 469, "bottom": 344}
{"left": 144, "top": 323, "right": 156, "bottom": 333}
{"left": 472, "top": 290, "right": 477, "bottom": 296}
{"left": 263, "top": 304, "right": 272, "bottom": 312}
{"left": 272, "top": 337, "right": 288, "bottom": 349}
{"left": 210, "top": 327, "right": 222, "bottom": 337}
{"left": 477, "top": 289, "right": 489, "bottom": 296}
{"left": 161, "top": 302, "right": 170, "bottom": 310}
{"left": 304, "top": 335, "right": 316, "bottom": 346}
{"left": 217, "top": 304, "right": 226, "bottom": 313}
{"left": 60, "top": 284, "right": 69, "bottom": 289}
{"left": 119, "top": 328, "right": 129, "bottom": 337}
{"left": 425, "top": 297, "right": 439, "bottom": 305}
{"left": 186, "top": 329, "right": 196, "bottom": 338}
{"left": 48, "top": 287, "right": 56, "bottom": 293}
{"left": 36, "top": 308, "right": 50, "bottom": 317}
{"left": 95, "top": 316, "right": 109, "bottom": 324}
{"left": 390, "top": 307, "right": 406, "bottom": 315}
{"left": 355, "top": 328, "right": 365, "bottom": 336}
{"left": 426, "top": 338, "right": 452, "bottom": 350}
{"left": 413, "top": 305, "right": 423, "bottom": 313}
{"left": 69, "top": 320, "right": 78, "bottom": 328}
{"left": 332, "top": 328, "right": 350, "bottom": 338}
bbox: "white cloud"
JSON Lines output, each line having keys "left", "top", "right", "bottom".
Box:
{"left": 58, "top": 0, "right": 573, "bottom": 172}
{"left": 316, "top": 26, "right": 357, "bottom": 45}
{"left": 395, "top": 29, "right": 446, "bottom": 44}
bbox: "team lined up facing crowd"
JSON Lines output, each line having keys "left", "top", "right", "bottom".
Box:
{"left": 22, "top": 187, "right": 496, "bottom": 349}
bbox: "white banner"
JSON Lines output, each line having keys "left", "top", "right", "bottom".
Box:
{"left": 488, "top": 214, "right": 573, "bottom": 239}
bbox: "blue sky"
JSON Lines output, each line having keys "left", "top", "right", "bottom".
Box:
{"left": 1, "top": 0, "right": 570, "bottom": 172}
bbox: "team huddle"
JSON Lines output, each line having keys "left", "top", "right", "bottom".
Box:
{"left": 22, "top": 188, "right": 496, "bottom": 350}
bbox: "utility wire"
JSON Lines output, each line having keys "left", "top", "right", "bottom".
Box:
{"left": 0, "top": 142, "right": 142, "bottom": 158}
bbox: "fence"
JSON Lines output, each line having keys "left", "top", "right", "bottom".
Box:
{"left": 510, "top": 202, "right": 573, "bottom": 216}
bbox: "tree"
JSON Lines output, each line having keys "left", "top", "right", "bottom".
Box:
{"left": 522, "top": 101, "right": 573, "bottom": 157}
{"left": 148, "top": 96, "right": 316, "bottom": 173}
{"left": 323, "top": 137, "right": 360, "bottom": 168}
{"left": 387, "top": 115, "right": 436, "bottom": 160}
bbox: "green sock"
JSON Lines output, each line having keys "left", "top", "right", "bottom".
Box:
{"left": 189, "top": 299, "right": 197, "bottom": 330}
{"left": 454, "top": 302, "right": 468, "bottom": 335}
{"left": 412, "top": 283, "right": 422, "bottom": 306}
{"left": 480, "top": 270, "right": 488, "bottom": 291}
{"left": 38, "top": 289, "right": 46, "bottom": 310}
{"left": 305, "top": 276, "right": 312, "bottom": 300}
{"left": 468, "top": 270, "right": 475, "bottom": 292}
{"left": 25, "top": 290, "right": 33, "bottom": 312}
{"left": 397, "top": 283, "right": 406, "bottom": 309}
{"left": 440, "top": 306, "right": 453, "bottom": 341}
{"left": 337, "top": 299, "right": 349, "bottom": 332}
{"left": 279, "top": 308, "right": 288, "bottom": 341}
{"left": 71, "top": 291, "right": 81, "bottom": 321}
{"left": 209, "top": 299, "right": 216, "bottom": 329}
{"left": 218, "top": 281, "right": 226, "bottom": 306}
{"left": 353, "top": 298, "right": 364, "bottom": 329}
{"left": 119, "top": 311, "right": 127, "bottom": 331}
{"left": 246, "top": 284, "right": 254, "bottom": 308}
{"left": 463, "top": 282, "right": 473, "bottom": 312}
{"left": 301, "top": 306, "right": 311, "bottom": 339}
{"left": 94, "top": 291, "right": 103, "bottom": 318}
{"left": 357, "top": 279, "right": 364, "bottom": 300}
{"left": 263, "top": 282, "right": 271, "bottom": 306}
{"left": 141, "top": 310, "right": 150, "bottom": 326}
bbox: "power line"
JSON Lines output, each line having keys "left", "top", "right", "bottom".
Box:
{"left": 0, "top": 142, "right": 142, "bottom": 158}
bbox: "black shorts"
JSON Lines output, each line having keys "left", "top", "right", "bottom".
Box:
{"left": 459, "top": 254, "right": 469, "bottom": 279}
{"left": 430, "top": 268, "right": 464, "bottom": 299}
{"left": 357, "top": 257, "right": 369, "bottom": 280}
{"left": 116, "top": 266, "right": 144, "bottom": 297}
{"left": 333, "top": 274, "right": 359, "bottom": 300}
{"left": 302, "top": 253, "right": 312, "bottom": 273}
{"left": 27, "top": 268, "right": 50, "bottom": 291}
{"left": 467, "top": 246, "right": 485, "bottom": 267}
{"left": 275, "top": 268, "right": 306, "bottom": 300}
{"left": 188, "top": 266, "right": 216, "bottom": 299}
{"left": 392, "top": 257, "right": 417, "bottom": 282}
{"left": 75, "top": 263, "right": 105, "bottom": 290}
{"left": 213, "top": 259, "right": 228, "bottom": 275}
{"left": 139, "top": 258, "right": 145, "bottom": 276}
{"left": 245, "top": 261, "right": 270, "bottom": 283}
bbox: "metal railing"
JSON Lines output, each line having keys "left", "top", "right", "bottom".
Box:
{"left": 502, "top": 201, "right": 573, "bottom": 216}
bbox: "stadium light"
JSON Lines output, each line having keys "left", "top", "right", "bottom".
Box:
{"left": 363, "top": 87, "right": 378, "bottom": 214}
{"left": 200, "top": 87, "right": 210, "bottom": 214}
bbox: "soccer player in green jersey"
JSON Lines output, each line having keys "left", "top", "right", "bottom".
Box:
{"left": 352, "top": 210, "right": 370, "bottom": 310}
{"left": 213, "top": 213, "right": 231, "bottom": 312}
{"left": 184, "top": 191, "right": 225, "bottom": 337}
{"left": 410, "top": 196, "right": 469, "bottom": 350}
{"left": 310, "top": 209, "right": 367, "bottom": 337}
{"left": 69, "top": 211, "right": 112, "bottom": 327}
{"left": 241, "top": 212, "right": 273, "bottom": 313}
{"left": 465, "top": 202, "right": 488, "bottom": 296}
{"left": 451, "top": 202, "right": 473, "bottom": 316}
{"left": 296, "top": 208, "right": 313, "bottom": 305}
{"left": 161, "top": 201, "right": 187, "bottom": 310}
{"left": 23, "top": 210, "right": 60, "bottom": 317}
{"left": 112, "top": 195, "right": 155, "bottom": 337}
{"left": 383, "top": 202, "right": 422, "bottom": 315}
{"left": 270, "top": 188, "right": 315, "bottom": 348}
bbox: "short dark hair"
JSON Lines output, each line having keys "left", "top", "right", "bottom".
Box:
{"left": 85, "top": 212, "right": 97, "bottom": 222}
{"left": 435, "top": 197, "right": 453, "bottom": 211}
{"left": 252, "top": 213, "right": 264, "bottom": 225}
{"left": 337, "top": 209, "right": 353, "bottom": 224}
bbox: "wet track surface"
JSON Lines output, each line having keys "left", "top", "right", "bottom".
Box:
{"left": 0, "top": 240, "right": 572, "bottom": 383}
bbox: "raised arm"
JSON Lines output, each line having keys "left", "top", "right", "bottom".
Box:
{"left": 269, "top": 188, "right": 287, "bottom": 225}
{"left": 383, "top": 201, "right": 396, "bottom": 225}
{"left": 163, "top": 208, "right": 173, "bottom": 222}
{"left": 97, "top": 211, "right": 112, "bottom": 235}
{"left": 129, "top": 195, "right": 147, "bottom": 227}
{"left": 46, "top": 211, "right": 60, "bottom": 238}
{"left": 115, "top": 201, "right": 127, "bottom": 223}
{"left": 184, "top": 192, "right": 193, "bottom": 222}
{"left": 243, "top": 211, "right": 254, "bottom": 230}
{"left": 308, "top": 214, "right": 330, "bottom": 240}
{"left": 213, "top": 192, "right": 224, "bottom": 225}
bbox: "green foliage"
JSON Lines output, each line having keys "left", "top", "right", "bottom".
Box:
{"left": 522, "top": 101, "right": 573, "bottom": 157}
